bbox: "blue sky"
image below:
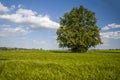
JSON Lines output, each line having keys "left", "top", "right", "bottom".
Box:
{"left": 0, "top": 0, "right": 120, "bottom": 49}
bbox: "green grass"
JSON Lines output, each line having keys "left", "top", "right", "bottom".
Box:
{"left": 0, "top": 50, "right": 120, "bottom": 80}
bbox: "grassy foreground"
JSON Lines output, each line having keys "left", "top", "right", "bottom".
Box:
{"left": 0, "top": 50, "right": 120, "bottom": 80}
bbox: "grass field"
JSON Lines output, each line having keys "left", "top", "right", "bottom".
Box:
{"left": 0, "top": 50, "right": 120, "bottom": 80}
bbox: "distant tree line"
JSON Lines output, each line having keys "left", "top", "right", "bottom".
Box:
{"left": 0, "top": 47, "right": 120, "bottom": 51}
{"left": 91, "top": 49, "right": 120, "bottom": 50}
{"left": 0, "top": 47, "right": 43, "bottom": 50}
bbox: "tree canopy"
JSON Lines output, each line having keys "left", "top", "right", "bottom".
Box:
{"left": 56, "top": 5, "right": 103, "bottom": 52}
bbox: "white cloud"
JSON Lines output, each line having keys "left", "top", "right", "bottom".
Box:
{"left": 0, "top": 25, "right": 27, "bottom": 37}
{"left": 0, "top": 13, "right": 60, "bottom": 29}
{"left": 101, "top": 23, "right": 120, "bottom": 39}
{"left": 18, "top": 4, "right": 22, "bottom": 8}
{"left": 17, "top": 8, "right": 37, "bottom": 16}
{"left": 102, "top": 23, "right": 120, "bottom": 30}
{"left": 100, "top": 31, "right": 120, "bottom": 39}
{"left": 0, "top": 2, "right": 59, "bottom": 38}
{"left": 0, "top": 3, "right": 60, "bottom": 29}
{"left": 101, "top": 26, "right": 110, "bottom": 30}
{"left": 0, "top": 2, "right": 9, "bottom": 13}
{"left": 10, "top": 5, "right": 15, "bottom": 10}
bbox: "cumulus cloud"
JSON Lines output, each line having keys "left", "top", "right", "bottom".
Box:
{"left": 0, "top": 2, "right": 60, "bottom": 38}
{"left": 102, "top": 23, "right": 120, "bottom": 30}
{"left": 10, "top": 5, "right": 15, "bottom": 10}
{"left": 0, "top": 2, "right": 60, "bottom": 29}
{"left": 100, "top": 23, "right": 120, "bottom": 39}
{"left": 0, "top": 25, "right": 27, "bottom": 37}
{"left": 100, "top": 31, "right": 120, "bottom": 39}
{"left": 0, "top": 2, "right": 9, "bottom": 13}
{"left": 18, "top": 4, "right": 22, "bottom": 8}
{"left": 16, "top": 8, "right": 37, "bottom": 16}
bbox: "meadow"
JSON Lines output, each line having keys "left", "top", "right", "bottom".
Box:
{"left": 0, "top": 50, "right": 120, "bottom": 80}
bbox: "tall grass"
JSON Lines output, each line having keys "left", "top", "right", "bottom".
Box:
{"left": 0, "top": 50, "right": 120, "bottom": 80}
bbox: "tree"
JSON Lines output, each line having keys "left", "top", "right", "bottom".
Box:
{"left": 56, "top": 5, "right": 103, "bottom": 52}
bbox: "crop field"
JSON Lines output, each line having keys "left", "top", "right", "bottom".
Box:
{"left": 0, "top": 50, "right": 120, "bottom": 80}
